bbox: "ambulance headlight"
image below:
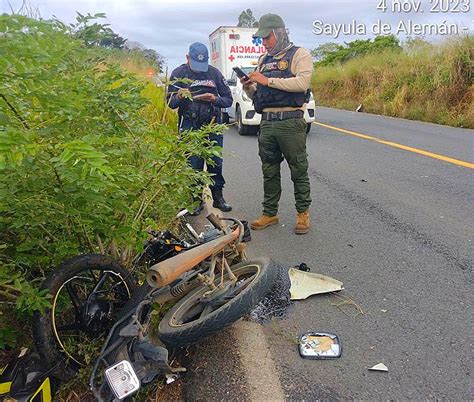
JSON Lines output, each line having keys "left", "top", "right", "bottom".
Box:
{"left": 242, "top": 92, "right": 251, "bottom": 102}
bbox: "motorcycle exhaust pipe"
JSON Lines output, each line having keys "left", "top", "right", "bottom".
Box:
{"left": 146, "top": 230, "right": 239, "bottom": 288}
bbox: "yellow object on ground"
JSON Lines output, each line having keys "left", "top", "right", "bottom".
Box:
{"left": 0, "top": 380, "right": 12, "bottom": 395}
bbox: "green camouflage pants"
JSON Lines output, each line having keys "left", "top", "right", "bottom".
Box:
{"left": 258, "top": 117, "right": 311, "bottom": 216}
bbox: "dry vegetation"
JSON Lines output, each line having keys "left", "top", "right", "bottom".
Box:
{"left": 312, "top": 36, "right": 473, "bottom": 128}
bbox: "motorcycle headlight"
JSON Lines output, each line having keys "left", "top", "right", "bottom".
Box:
{"left": 105, "top": 360, "right": 140, "bottom": 399}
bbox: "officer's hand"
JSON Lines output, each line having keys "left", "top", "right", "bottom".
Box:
{"left": 240, "top": 77, "right": 254, "bottom": 89}
{"left": 249, "top": 71, "right": 269, "bottom": 86}
{"left": 177, "top": 88, "right": 192, "bottom": 100}
{"left": 193, "top": 93, "right": 217, "bottom": 103}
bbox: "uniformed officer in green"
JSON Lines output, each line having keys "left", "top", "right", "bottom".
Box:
{"left": 242, "top": 14, "right": 313, "bottom": 234}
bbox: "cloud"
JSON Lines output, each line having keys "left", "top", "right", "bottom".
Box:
{"left": 2, "top": 0, "right": 472, "bottom": 74}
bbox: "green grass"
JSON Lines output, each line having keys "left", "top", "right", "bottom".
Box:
{"left": 312, "top": 36, "right": 473, "bottom": 128}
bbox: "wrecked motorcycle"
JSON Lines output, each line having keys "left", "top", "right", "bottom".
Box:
{"left": 28, "top": 211, "right": 275, "bottom": 400}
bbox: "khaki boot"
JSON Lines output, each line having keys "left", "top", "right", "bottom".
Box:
{"left": 294, "top": 210, "right": 310, "bottom": 234}
{"left": 251, "top": 214, "right": 279, "bottom": 230}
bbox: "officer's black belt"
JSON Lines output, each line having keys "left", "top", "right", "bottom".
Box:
{"left": 261, "top": 110, "right": 304, "bottom": 121}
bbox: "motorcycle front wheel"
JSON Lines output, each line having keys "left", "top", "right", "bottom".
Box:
{"left": 158, "top": 257, "right": 276, "bottom": 348}
{"left": 32, "top": 254, "right": 136, "bottom": 381}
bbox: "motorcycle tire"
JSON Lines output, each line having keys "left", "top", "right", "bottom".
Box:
{"left": 32, "top": 254, "right": 136, "bottom": 381}
{"left": 158, "top": 257, "right": 277, "bottom": 348}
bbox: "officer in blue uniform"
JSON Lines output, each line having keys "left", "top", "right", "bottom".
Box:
{"left": 167, "top": 42, "right": 233, "bottom": 214}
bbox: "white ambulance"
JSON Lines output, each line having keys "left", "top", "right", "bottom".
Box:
{"left": 209, "top": 26, "right": 316, "bottom": 135}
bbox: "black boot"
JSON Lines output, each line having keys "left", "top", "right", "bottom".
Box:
{"left": 212, "top": 188, "right": 232, "bottom": 212}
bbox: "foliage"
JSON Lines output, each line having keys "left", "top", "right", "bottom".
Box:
{"left": 237, "top": 9, "right": 258, "bottom": 28}
{"left": 105, "top": 48, "right": 163, "bottom": 79}
{"left": 311, "top": 42, "right": 342, "bottom": 63}
{"left": 0, "top": 326, "right": 17, "bottom": 349}
{"left": 70, "top": 12, "right": 126, "bottom": 49}
{"left": 123, "top": 40, "right": 166, "bottom": 73}
{"left": 141, "top": 48, "right": 165, "bottom": 72}
{"left": 312, "top": 35, "right": 473, "bottom": 128}
{"left": 0, "top": 262, "right": 51, "bottom": 313}
{"left": 0, "top": 14, "right": 222, "bottom": 347}
{"left": 403, "top": 36, "right": 434, "bottom": 55}
{"left": 313, "top": 35, "right": 402, "bottom": 67}
{"left": 71, "top": 12, "right": 165, "bottom": 72}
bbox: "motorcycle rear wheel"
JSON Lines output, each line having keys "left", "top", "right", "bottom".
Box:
{"left": 158, "top": 257, "right": 276, "bottom": 348}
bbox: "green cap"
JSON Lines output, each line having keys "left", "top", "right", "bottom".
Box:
{"left": 253, "top": 13, "right": 285, "bottom": 38}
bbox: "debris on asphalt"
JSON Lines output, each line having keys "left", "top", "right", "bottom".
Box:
{"left": 289, "top": 268, "right": 344, "bottom": 300}
{"left": 369, "top": 363, "right": 388, "bottom": 372}
{"left": 297, "top": 262, "right": 310, "bottom": 272}
{"left": 270, "top": 319, "right": 299, "bottom": 345}
{"left": 329, "top": 293, "right": 365, "bottom": 317}
{"left": 298, "top": 332, "right": 342, "bottom": 359}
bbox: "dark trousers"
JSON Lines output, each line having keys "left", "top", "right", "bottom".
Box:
{"left": 179, "top": 118, "right": 225, "bottom": 192}
{"left": 258, "top": 117, "right": 311, "bottom": 215}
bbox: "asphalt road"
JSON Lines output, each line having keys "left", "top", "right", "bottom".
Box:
{"left": 177, "top": 107, "right": 473, "bottom": 400}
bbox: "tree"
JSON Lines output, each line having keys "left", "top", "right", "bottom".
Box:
{"left": 237, "top": 9, "right": 258, "bottom": 28}
{"left": 71, "top": 12, "right": 126, "bottom": 49}
{"left": 125, "top": 40, "right": 146, "bottom": 50}
{"left": 311, "top": 42, "right": 343, "bottom": 62}
{"left": 403, "top": 37, "right": 433, "bottom": 54}
{"left": 125, "top": 41, "right": 165, "bottom": 72}
{"left": 314, "top": 35, "right": 402, "bottom": 67}
{"left": 371, "top": 34, "right": 402, "bottom": 52}
{"left": 142, "top": 48, "right": 165, "bottom": 72}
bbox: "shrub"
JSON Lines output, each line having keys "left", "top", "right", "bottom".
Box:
{"left": 0, "top": 14, "right": 222, "bottom": 345}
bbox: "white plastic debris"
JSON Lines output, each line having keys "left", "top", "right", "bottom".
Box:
{"left": 165, "top": 373, "right": 180, "bottom": 384}
{"left": 369, "top": 363, "right": 388, "bottom": 372}
{"left": 289, "top": 268, "right": 344, "bottom": 300}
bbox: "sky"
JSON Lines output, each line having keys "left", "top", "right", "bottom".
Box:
{"left": 2, "top": 0, "right": 472, "bottom": 72}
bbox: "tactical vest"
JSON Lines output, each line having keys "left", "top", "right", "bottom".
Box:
{"left": 179, "top": 68, "right": 221, "bottom": 126}
{"left": 253, "top": 46, "right": 307, "bottom": 113}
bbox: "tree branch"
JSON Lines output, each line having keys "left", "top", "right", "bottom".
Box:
{"left": 0, "top": 93, "right": 30, "bottom": 130}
